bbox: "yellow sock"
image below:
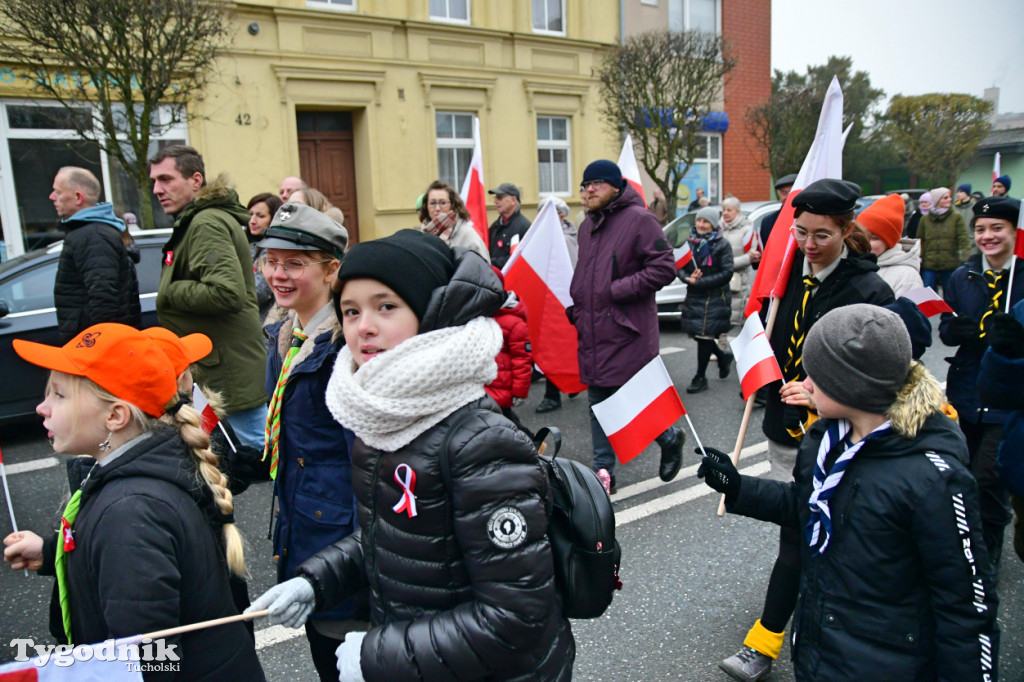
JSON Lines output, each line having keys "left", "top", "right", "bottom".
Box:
{"left": 743, "top": 619, "right": 784, "bottom": 660}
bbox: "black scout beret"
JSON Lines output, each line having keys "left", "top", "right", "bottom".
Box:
{"left": 971, "top": 196, "right": 1020, "bottom": 227}
{"left": 791, "top": 178, "right": 862, "bottom": 215}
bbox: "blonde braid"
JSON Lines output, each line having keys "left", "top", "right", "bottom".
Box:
{"left": 171, "top": 403, "right": 247, "bottom": 577}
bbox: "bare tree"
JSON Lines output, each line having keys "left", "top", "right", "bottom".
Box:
{"left": 0, "top": 0, "right": 231, "bottom": 229}
{"left": 880, "top": 93, "right": 993, "bottom": 188}
{"left": 597, "top": 30, "right": 737, "bottom": 206}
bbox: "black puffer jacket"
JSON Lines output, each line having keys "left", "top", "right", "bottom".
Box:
{"left": 763, "top": 251, "right": 894, "bottom": 446}
{"left": 678, "top": 233, "right": 733, "bottom": 337}
{"left": 40, "top": 428, "right": 264, "bottom": 681}
{"left": 304, "top": 247, "right": 574, "bottom": 681}
{"left": 729, "top": 375, "right": 999, "bottom": 681}
{"left": 54, "top": 218, "right": 141, "bottom": 342}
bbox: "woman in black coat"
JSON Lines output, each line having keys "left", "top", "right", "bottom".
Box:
{"left": 679, "top": 206, "right": 734, "bottom": 393}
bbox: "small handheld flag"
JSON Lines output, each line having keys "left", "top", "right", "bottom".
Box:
{"left": 673, "top": 242, "right": 693, "bottom": 270}
{"left": 903, "top": 287, "right": 955, "bottom": 317}
{"left": 729, "top": 314, "right": 784, "bottom": 401}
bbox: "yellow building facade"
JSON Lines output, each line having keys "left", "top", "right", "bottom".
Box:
{"left": 0, "top": 0, "right": 619, "bottom": 254}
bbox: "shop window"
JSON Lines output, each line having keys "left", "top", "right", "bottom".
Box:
{"left": 537, "top": 116, "right": 571, "bottom": 196}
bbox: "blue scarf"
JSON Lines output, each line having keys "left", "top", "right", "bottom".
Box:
{"left": 806, "top": 419, "right": 891, "bottom": 555}
{"left": 688, "top": 226, "right": 721, "bottom": 268}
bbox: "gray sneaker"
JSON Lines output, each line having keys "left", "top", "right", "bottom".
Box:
{"left": 719, "top": 647, "right": 772, "bottom": 681}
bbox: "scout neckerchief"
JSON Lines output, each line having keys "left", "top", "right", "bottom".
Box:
{"left": 784, "top": 275, "right": 820, "bottom": 380}
{"left": 806, "top": 419, "right": 891, "bottom": 556}
{"left": 264, "top": 326, "right": 307, "bottom": 480}
{"left": 978, "top": 269, "right": 1007, "bottom": 338}
{"left": 54, "top": 462, "right": 98, "bottom": 644}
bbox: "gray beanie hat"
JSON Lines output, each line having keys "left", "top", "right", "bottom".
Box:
{"left": 802, "top": 304, "right": 911, "bottom": 414}
{"left": 696, "top": 205, "right": 720, "bottom": 225}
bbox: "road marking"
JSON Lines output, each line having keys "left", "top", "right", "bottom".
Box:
{"left": 616, "top": 461, "right": 771, "bottom": 526}
{"left": 659, "top": 346, "right": 685, "bottom": 355}
{"left": 256, "top": 624, "right": 303, "bottom": 650}
{"left": 5, "top": 457, "right": 59, "bottom": 475}
{"left": 612, "top": 440, "right": 768, "bottom": 503}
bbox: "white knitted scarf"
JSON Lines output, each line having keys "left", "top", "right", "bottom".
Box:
{"left": 325, "top": 316, "right": 502, "bottom": 452}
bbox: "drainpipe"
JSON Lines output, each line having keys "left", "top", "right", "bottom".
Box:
{"left": 619, "top": 0, "right": 625, "bottom": 45}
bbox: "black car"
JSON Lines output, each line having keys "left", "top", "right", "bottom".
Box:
{"left": 0, "top": 229, "right": 170, "bottom": 424}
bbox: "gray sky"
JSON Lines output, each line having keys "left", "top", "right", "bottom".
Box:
{"left": 772, "top": 0, "right": 1024, "bottom": 115}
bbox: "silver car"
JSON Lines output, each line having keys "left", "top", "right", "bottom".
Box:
{"left": 656, "top": 201, "right": 781, "bottom": 318}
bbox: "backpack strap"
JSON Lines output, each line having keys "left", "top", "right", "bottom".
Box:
{"left": 532, "top": 426, "right": 562, "bottom": 457}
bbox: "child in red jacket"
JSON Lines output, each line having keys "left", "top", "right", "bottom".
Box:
{"left": 485, "top": 266, "right": 534, "bottom": 439}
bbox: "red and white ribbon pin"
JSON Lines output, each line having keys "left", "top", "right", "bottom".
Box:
{"left": 392, "top": 464, "right": 418, "bottom": 518}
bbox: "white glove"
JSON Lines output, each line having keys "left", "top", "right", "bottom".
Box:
{"left": 336, "top": 631, "right": 366, "bottom": 682}
{"left": 245, "top": 577, "right": 316, "bottom": 629}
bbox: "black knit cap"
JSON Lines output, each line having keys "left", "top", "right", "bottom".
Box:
{"left": 791, "top": 178, "right": 861, "bottom": 215}
{"left": 336, "top": 229, "right": 455, "bottom": 321}
{"left": 582, "top": 159, "right": 624, "bottom": 189}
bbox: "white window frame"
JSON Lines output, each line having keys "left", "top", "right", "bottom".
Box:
{"left": 435, "top": 111, "right": 476, "bottom": 191}
{"left": 537, "top": 115, "right": 572, "bottom": 198}
{"left": 305, "top": 0, "right": 356, "bottom": 11}
{"left": 0, "top": 99, "right": 187, "bottom": 258}
{"left": 686, "top": 132, "right": 722, "bottom": 204}
{"left": 668, "top": 0, "right": 720, "bottom": 34}
{"left": 429, "top": 0, "right": 470, "bottom": 24}
{"left": 532, "top": 0, "right": 566, "bottom": 36}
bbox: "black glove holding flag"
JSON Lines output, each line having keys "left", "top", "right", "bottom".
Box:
{"left": 946, "top": 315, "right": 983, "bottom": 345}
{"left": 696, "top": 447, "right": 740, "bottom": 504}
{"left": 987, "top": 313, "right": 1024, "bottom": 359}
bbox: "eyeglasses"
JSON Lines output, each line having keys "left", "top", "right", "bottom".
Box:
{"left": 427, "top": 200, "right": 451, "bottom": 207}
{"left": 261, "top": 257, "right": 331, "bottom": 276}
{"left": 580, "top": 179, "right": 607, "bottom": 191}
{"left": 790, "top": 225, "right": 841, "bottom": 246}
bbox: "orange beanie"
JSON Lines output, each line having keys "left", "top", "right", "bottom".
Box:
{"left": 858, "top": 193, "right": 905, "bottom": 249}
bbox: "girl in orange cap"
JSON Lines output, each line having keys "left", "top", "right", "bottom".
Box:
{"left": 858, "top": 193, "right": 923, "bottom": 296}
{"left": 2, "top": 323, "right": 264, "bottom": 680}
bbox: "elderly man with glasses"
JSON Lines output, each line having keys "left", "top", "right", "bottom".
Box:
{"left": 566, "top": 159, "right": 685, "bottom": 495}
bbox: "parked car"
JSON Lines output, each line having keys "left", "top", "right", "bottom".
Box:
{"left": 0, "top": 229, "right": 170, "bottom": 424}
{"left": 656, "top": 201, "right": 780, "bottom": 318}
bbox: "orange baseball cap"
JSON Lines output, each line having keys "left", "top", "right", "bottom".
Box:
{"left": 13, "top": 323, "right": 178, "bottom": 418}
{"left": 142, "top": 327, "right": 212, "bottom": 375}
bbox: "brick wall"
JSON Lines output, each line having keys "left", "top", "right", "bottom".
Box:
{"left": 721, "top": 0, "right": 772, "bottom": 201}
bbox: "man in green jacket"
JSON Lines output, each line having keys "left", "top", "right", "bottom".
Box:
{"left": 150, "top": 145, "right": 268, "bottom": 449}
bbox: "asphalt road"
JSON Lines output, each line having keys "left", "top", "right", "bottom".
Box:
{"left": 0, "top": 322, "right": 1021, "bottom": 681}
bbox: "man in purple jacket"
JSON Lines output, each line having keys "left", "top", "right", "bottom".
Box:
{"left": 567, "top": 160, "right": 685, "bottom": 494}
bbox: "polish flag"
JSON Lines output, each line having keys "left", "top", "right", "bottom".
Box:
{"left": 459, "top": 117, "right": 489, "bottom": 247}
{"left": 192, "top": 384, "right": 220, "bottom": 435}
{"left": 742, "top": 226, "right": 760, "bottom": 254}
{"left": 745, "top": 76, "right": 846, "bottom": 318}
{"left": 503, "top": 201, "right": 587, "bottom": 394}
{"left": 993, "top": 152, "right": 1001, "bottom": 183}
{"left": 0, "top": 652, "right": 142, "bottom": 681}
{"left": 617, "top": 134, "right": 646, "bottom": 206}
{"left": 591, "top": 356, "right": 686, "bottom": 464}
{"left": 903, "top": 287, "right": 955, "bottom": 317}
{"left": 674, "top": 241, "right": 693, "bottom": 270}
{"left": 729, "top": 314, "right": 783, "bottom": 400}
{"left": 1016, "top": 192, "right": 1024, "bottom": 260}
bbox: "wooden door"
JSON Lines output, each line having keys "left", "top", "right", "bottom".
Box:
{"left": 297, "top": 111, "right": 359, "bottom": 243}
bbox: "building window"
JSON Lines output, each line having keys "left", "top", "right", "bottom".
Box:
{"left": 436, "top": 111, "right": 475, "bottom": 190}
{"left": 306, "top": 0, "right": 355, "bottom": 10}
{"left": 677, "top": 132, "right": 722, "bottom": 210}
{"left": 537, "top": 116, "right": 571, "bottom": 196}
{"left": 668, "top": 0, "right": 719, "bottom": 33}
{"left": 430, "top": 0, "right": 469, "bottom": 23}
{"left": 532, "top": 0, "right": 565, "bottom": 35}
{"left": 0, "top": 100, "right": 186, "bottom": 258}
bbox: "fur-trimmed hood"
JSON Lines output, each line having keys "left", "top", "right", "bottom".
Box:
{"left": 162, "top": 173, "right": 250, "bottom": 254}
{"left": 886, "top": 362, "right": 944, "bottom": 439}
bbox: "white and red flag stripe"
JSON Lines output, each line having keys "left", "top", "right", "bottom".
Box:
{"left": 903, "top": 286, "right": 955, "bottom": 317}
{"left": 591, "top": 356, "right": 686, "bottom": 464}
{"left": 993, "top": 151, "right": 1001, "bottom": 183}
{"left": 742, "top": 225, "right": 760, "bottom": 254}
{"left": 459, "top": 117, "right": 489, "bottom": 247}
{"left": 673, "top": 241, "right": 693, "bottom": 270}
{"left": 729, "top": 314, "right": 784, "bottom": 400}
{"left": 745, "top": 76, "right": 846, "bottom": 318}
{"left": 0, "top": 651, "right": 141, "bottom": 681}
{"left": 503, "top": 201, "right": 587, "bottom": 394}
{"left": 617, "top": 134, "right": 646, "bottom": 206}
{"left": 1016, "top": 190, "right": 1024, "bottom": 260}
{"left": 192, "top": 384, "right": 219, "bottom": 435}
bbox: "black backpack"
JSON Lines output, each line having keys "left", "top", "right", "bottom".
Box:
{"left": 440, "top": 414, "right": 622, "bottom": 619}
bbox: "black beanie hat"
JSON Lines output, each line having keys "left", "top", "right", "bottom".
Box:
{"left": 582, "top": 159, "right": 624, "bottom": 189}
{"left": 336, "top": 229, "right": 455, "bottom": 321}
